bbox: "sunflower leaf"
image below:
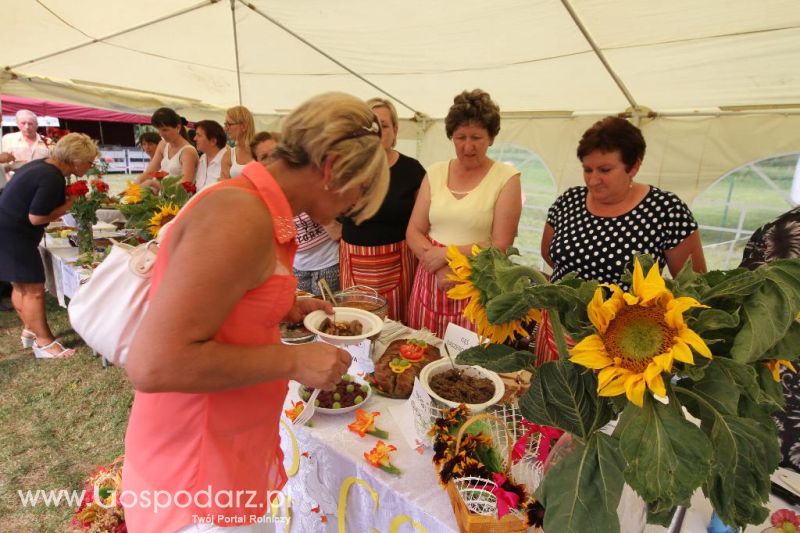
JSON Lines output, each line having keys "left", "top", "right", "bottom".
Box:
{"left": 700, "top": 410, "right": 778, "bottom": 528}
{"left": 455, "top": 344, "right": 535, "bottom": 373}
{"left": 536, "top": 433, "right": 625, "bottom": 533}
{"left": 519, "top": 360, "right": 611, "bottom": 438}
{"left": 692, "top": 308, "right": 739, "bottom": 333}
{"left": 700, "top": 268, "right": 764, "bottom": 302}
{"left": 688, "top": 358, "right": 759, "bottom": 418}
{"left": 760, "top": 320, "right": 800, "bottom": 361}
{"left": 646, "top": 505, "right": 678, "bottom": 527}
{"left": 730, "top": 277, "right": 796, "bottom": 363}
{"left": 754, "top": 364, "right": 785, "bottom": 410}
{"left": 618, "top": 394, "right": 713, "bottom": 512}
{"left": 485, "top": 291, "right": 536, "bottom": 324}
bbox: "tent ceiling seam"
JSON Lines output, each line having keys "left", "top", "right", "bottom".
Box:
{"left": 559, "top": 0, "right": 638, "bottom": 111}
{"left": 238, "top": 0, "right": 421, "bottom": 117}
{"left": 9, "top": 0, "right": 216, "bottom": 70}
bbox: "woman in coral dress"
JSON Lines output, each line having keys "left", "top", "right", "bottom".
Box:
{"left": 122, "top": 92, "right": 389, "bottom": 532}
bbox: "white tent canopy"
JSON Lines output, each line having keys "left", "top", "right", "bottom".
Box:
{"left": 3, "top": 0, "right": 800, "bottom": 199}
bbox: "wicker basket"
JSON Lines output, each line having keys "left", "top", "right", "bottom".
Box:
{"left": 443, "top": 413, "right": 533, "bottom": 533}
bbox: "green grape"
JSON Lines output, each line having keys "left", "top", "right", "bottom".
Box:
{"left": 332, "top": 402, "right": 341, "bottom": 409}
{"left": 341, "top": 374, "right": 352, "bottom": 382}
{"left": 346, "top": 384, "right": 355, "bottom": 393}
{"left": 333, "top": 392, "right": 341, "bottom": 401}
{"left": 314, "top": 399, "right": 320, "bottom": 407}
{"left": 354, "top": 395, "right": 364, "bottom": 404}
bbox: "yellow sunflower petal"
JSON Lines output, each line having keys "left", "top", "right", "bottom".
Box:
{"left": 447, "top": 283, "right": 478, "bottom": 300}
{"left": 569, "top": 335, "right": 613, "bottom": 369}
{"left": 677, "top": 327, "right": 712, "bottom": 359}
{"left": 636, "top": 262, "right": 668, "bottom": 305}
{"left": 652, "top": 353, "right": 674, "bottom": 373}
{"left": 597, "top": 367, "right": 629, "bottom": 397}
{"left": 587, "top": 286, "right": 625, "bottom": 333}
{"left": 664, "top": 296, "right": 708, "bottom": 329}
{"left": 644, "top": 363, "right": 666, "bottom": 397}
{"left": 669, "top": 337, "right": 695, "bottom": 365}
{"left": 624, "top": 374, "right": 647, "bottom": 407}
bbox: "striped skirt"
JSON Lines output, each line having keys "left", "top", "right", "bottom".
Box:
{"left": 406, "top": 242, "right": 474, "bottom": 338}
{"left": 339, "top": 240, "right": 417, "bottom": 323}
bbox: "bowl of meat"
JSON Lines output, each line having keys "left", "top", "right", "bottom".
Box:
{"left": 419, "top": 359, "right": 505, "bottom": 413}
{"left": 303, "top": 307, "right": 383, "bottom": 346}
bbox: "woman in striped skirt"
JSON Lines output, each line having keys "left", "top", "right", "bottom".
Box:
{"left": 406, "top": 89, "right": 522, "bottom": 338}
{"left": 339, "top": 98, "right": 426, "bottom": 322}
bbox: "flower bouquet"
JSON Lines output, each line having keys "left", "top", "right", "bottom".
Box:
{"left": 69, "top": 456, "right": 126, "bottom": 532}
{"left": 118, "top": 175, "right": 195, "bottom": 239}
{"left": 446, "top": 246, "right": 800, "bottom": 532}
{"left": 66, "top": 178, "right": 111, "bottom": 254}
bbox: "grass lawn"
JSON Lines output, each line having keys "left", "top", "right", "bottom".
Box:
{"left": 0, "top": 297, "right": 131, "bottom": 531}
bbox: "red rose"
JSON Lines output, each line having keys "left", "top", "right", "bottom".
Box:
{"left": 92, "top": 179, "right": 109, "bottom": 193}
{"left": 149, "top": 170, "right": 169, "bottom": 180}
{"left": 181, "top": 181, "right": 197, "bottom": 194}
{"left": 66, "top": 181, "right": 90, "bottom": 197}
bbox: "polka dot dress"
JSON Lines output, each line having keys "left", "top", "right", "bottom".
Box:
{"left": 546, "top": 186, "right": 698, "bottom": 287}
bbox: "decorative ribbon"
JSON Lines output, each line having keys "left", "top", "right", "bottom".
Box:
{"left": 512, "top": 421, "right": 564, "bottom": 464}
{"left": 489, "top": 473, "right": 520, "bottom": 519}
{"left": 279, "top": 420, "right": 300, "bottom": 477}
{"left": 338, "top": 476, "right": 379, "bottom": 533}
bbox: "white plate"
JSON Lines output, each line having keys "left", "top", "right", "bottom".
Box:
{"left": 299, "top": 381, "right": 372, "bottom": 414}
{"left": 303, "top": 307, "right": 383, "bottom": 346}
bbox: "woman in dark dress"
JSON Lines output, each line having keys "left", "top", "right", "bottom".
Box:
{"left": 339, "top": 97, "right": 426, "bottom": 323}
{"left": 740, "top": 205, "right": 800, "bottom": 472}
{"left": 0, "top": 133, "right": 99, "bottom": 358}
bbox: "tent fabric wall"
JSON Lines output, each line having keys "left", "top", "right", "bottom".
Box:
{"left": 3, "top": 0, "right": 800, "bottom": 198}
{"left": 414, "top": 114, "right": 800, "bottom": 205}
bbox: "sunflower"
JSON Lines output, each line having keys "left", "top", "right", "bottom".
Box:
{"left": 446, "top": 245, "right": 542, "bottom": 344}
{"left": 148, "top": 203, "right": 180, "bottom": 237}
{"left": 764, "top": 359, "right": 797, "bottom": 382}
{"left": 123, "top": 180, "right": 142, "bottom": 204}
{"left": 569, "top": 258, "right": 712, "bottom": 407}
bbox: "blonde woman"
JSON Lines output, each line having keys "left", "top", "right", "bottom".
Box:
{"left": 122, "top": 92, "right": 389, "bottom": 532}
{"left": 0, "top": 133, "right": 99, "bottom": 358}
{"left": 220, "top": 104, "right": 256, "bottom": 179}
{"left": 340, "top": 97, "right": 426, "bottom": 322}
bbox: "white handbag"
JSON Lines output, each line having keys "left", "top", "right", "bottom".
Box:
{"left": 67, "top": 239, "right": 159, "bottom": 366}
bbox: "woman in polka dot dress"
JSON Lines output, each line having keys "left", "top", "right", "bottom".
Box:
{"left": 535, "top": 117, "right": 706, "bottom": 363}
{"left": 541, "top": 116, "right": 706, "bottom": 287}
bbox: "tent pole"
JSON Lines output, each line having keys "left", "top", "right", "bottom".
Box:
{"left": 230, "top": 0, "right": 243, "bottom": 105}
{"left": 559, "top": 0, "right": 638, "bottom": 112}
{"left": 239, "top": 0, "right": 419, "bottom": 117}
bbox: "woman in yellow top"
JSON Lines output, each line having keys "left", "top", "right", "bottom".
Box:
{"left": 406, "top": 89, "right": 522, "bottom": 337}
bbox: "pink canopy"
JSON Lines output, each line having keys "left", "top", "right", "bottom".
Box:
{"left": 1, "top": 95, "right": 151, "bottom": 124}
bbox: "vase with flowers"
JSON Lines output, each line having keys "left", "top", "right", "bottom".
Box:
{"left": 445, "top": 245, "right": 800, "bottom": 532}
{"left": 65, "top": 178, "right": 110, "bottom": 255}
{"left": 118, "top": 174, "right": 195, "bottom": 239}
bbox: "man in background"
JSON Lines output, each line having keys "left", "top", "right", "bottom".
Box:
{"left": 2, "top": 109, "right": 51, "bottom": 179}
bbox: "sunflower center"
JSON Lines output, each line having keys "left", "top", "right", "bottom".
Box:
{"left": 602, "top": 305, "right": 675, "bottom": 371}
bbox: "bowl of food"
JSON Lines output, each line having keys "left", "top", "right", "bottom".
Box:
{"left": 303, "top": 306, "right": 383, "bottom": 345}
{"left": 419, "top": 359, "right": 505, "bottom": 413}
{"left": 279, "top": 322, "right": 315, "bottom": 344}
{"left": 334, "top": 289, "right": 388, "bottom": 320}
{"left": 298, "top": 374, "right": 372, "bottom": 414}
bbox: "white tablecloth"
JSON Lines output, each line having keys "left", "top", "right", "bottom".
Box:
{"left": 39, "top": 244, "right": 89, "bottom": 307}
{"left": 277, "top": 383, "right": 459, "bottom": 532}
{"left": 276, "top": 380, "right": 799, "bottom": 533}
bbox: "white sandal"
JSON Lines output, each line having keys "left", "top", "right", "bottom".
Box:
{"left": 32, "top": 339, "right": 75, "bottom": 359}
{"left": 20, "top": 329, "right": 36, "bottom": 349}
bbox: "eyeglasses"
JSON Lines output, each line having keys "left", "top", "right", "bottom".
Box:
{"left": 224, "top": 121, "right": 239, "bottom": 127}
